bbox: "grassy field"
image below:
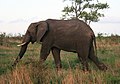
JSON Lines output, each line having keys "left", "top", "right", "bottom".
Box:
{"left": 0, "top": 34, "right": 120, "bottom": 84}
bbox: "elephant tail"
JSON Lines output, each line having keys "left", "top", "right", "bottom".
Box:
{"left": 93, "top": 35, "right": 97, "bottom": 56}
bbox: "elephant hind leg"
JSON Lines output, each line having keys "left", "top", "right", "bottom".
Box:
{"left": 88, "top": 45, "right": 107, "bottom": 71}
{"left": 77, "top": 46, "right": 89, "bottom": 71}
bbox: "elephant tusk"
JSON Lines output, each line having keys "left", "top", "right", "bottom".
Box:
{"left": 17, "top": 42, "right": 26, "bottom": 46}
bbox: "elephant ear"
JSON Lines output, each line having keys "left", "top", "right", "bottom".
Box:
{"left": 37, "top": 21, "right": 48, "bottom": 42}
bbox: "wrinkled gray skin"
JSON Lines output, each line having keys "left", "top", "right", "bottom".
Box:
{"left": 13, "top": 19, "right": 107, "bottom": 71}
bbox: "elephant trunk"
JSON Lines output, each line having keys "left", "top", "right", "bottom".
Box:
{"left": 12, "top": 32, "right": 31, "bottom": 66}
{"left": 12, "top": 42, "right": 29, "bottom": 66}
{"left": 18, "top": 43, "right": 29, "bottom": 59}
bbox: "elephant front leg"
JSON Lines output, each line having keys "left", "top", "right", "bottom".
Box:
{"left": 51, "top": 47, "right": 62, "bottom": 70}
{"left": 39, "top": 45, "right": 50, "bottom": 63}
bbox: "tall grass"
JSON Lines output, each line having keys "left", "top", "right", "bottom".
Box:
{"left": 0, "top": 62, "right": 119, "bottom": 84}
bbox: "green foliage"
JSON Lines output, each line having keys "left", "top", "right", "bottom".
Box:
{"left": 62, "top": 0, "right": 109, "bottom": 24}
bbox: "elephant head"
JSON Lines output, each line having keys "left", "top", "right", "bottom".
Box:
{"left": 13, "top": 21, "right": 48, "bottom": 66}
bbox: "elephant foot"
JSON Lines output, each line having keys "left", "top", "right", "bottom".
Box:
{"left": 56, "top": 64, "right": 62, "bottom": 71}
{"left": 98, "top": 63, "right": 107, "bottom": 71}
{"left": 81, "top": 63, "right": 90, "bottom": 72}
{"left": 56, "top": 66, "right": 63, "bottom": 76}
{"left": 39, "top": 58, "right": 46, "bottom": 64}
{"left": 82, "top": 68, "right": 91, "bottom": 72}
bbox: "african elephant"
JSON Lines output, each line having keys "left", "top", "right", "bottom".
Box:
{"left": 13, "top": 19, "right": 107, "bottom": 71}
